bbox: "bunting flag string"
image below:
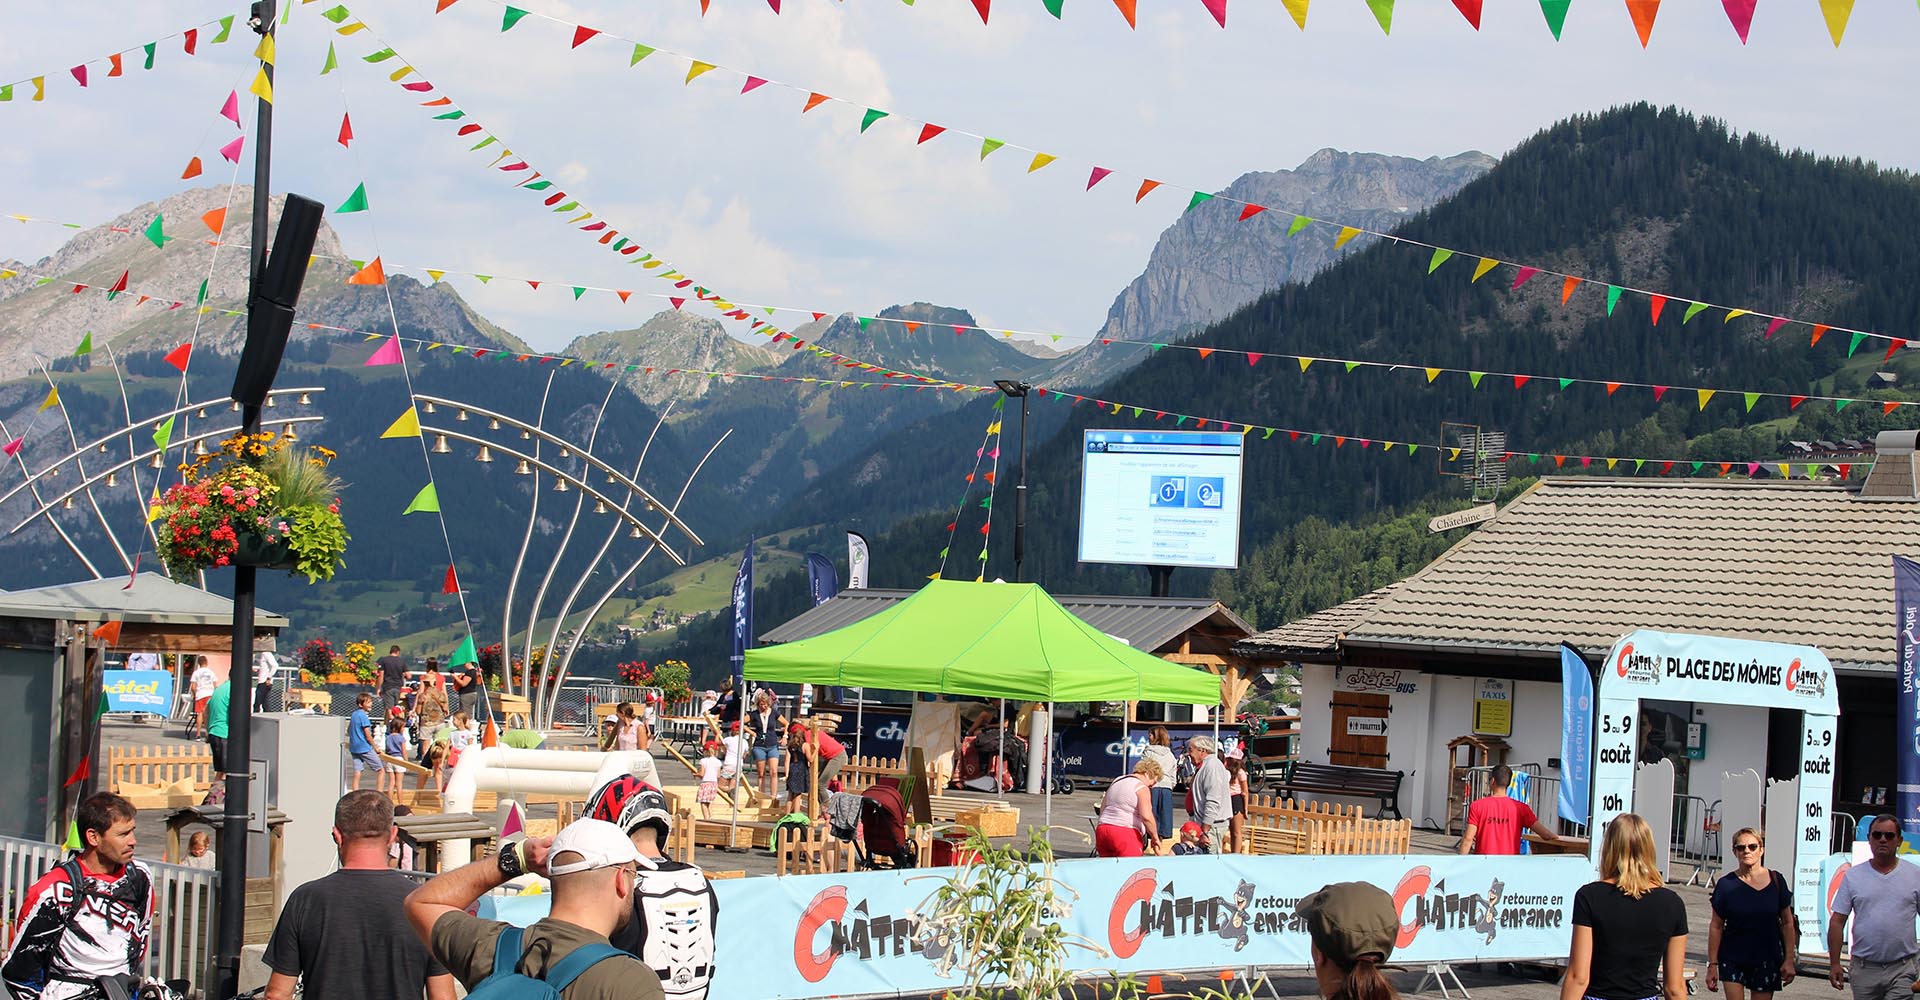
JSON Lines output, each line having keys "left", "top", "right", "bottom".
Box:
{"left": 934, "top": 418, "right": 1002, "bottom": 580}
{"left": 451, "top": 0, "right": 1868, "bottom": 42}
{"left": 321, "top": 2, "right": 808, "bottom": 351}
{"left": 442, "top": 0, "right": 1911, "bottom": 352}
{"left": 0, "top": 12, "right": 242, "bottom": 105}
{"left": 11, "top": 260, "right": 1912, "bottom": 423}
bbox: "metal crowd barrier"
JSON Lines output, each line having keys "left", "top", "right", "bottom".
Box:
{"left": 0, "top": 834, "right": 218, "bottom": 988}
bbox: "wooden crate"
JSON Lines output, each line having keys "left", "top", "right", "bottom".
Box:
{"left": 953, "top": 807, "right": 1019, "bottom": 838}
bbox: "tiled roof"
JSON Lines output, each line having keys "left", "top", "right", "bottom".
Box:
{"left": 1338, "top": 478, "right": 1920, "bottom": 673}
{"left": 1236, "top": 583, "right": 1404, "bottom": 658}
{"left": 761, "top": 588, "right": 1250, "bottom": 651}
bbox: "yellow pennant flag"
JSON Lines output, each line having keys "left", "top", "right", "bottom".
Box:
{"left": 254, "top": 32, "right": 275, "bottom": 65}
{"left": 381, "top": 406, "right": 421, "bottom": 439}
{"left": 1280, "top": 0, "right": 1308, "bottom": 28}
{"left": 1723, "top": 308, "right": 1750, "bottom": 324}
{"left": 249, "top": 66, "right": 273, "bottom": 104}
{"left": 1819, "top": 0, "right": 1854, "bottom": 46}
{"left": 1298, "top": 357, "right": 1314, "bottom": 372}
{"left": 147, "top": 491, "right": 165, "bottom": 523}
{"left": 1472, "top": 258, "right": 1500, "bottom": 282}
{"left": 685, "top": 61, "right": 717, "bottom": 84}
{"left": 1606, "top": 458, "right": 1618, "bottom": 470}
{"left": 1696, "top": 389, "right": 1715, "bottom": 410}
{"left": 1424, "top": 368, "right": 1442, "bottom": 383}
{"left": 1028, "top": 153, "right": 1056, "bottom": 173}
{"left": 426, "top": 269, "right": 445, "bottom": 282}
{"left": 986, "top": 421, "right": 1002, "bottom": 434}
{"left": 1333, "top": 226, "right": 1361, "bottom": 248}
{"left": 37, "top": 386, "right": 59, "bottom": 412}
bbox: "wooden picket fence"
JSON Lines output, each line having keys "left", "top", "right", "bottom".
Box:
{"left": 837, "top": 754, "right": 905, "bottom": 793}
{"left": 107, "top": 745, "right": 215, "bottom": 808}
{"left": 775, "top": 821, "right": 935, "bottom": 875}
{"left": 1242, "top": 795, "right": 1409, "bottom": 856}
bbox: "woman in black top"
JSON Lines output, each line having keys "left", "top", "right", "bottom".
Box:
{"left": 1561, "top": 813, "right": 1688, "bottom": 1000}
{"left": 1705, "top": 827, "right": 1797, "bottom": 999}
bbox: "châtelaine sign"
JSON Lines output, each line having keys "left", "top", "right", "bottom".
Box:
{"left": 1428, "top": 503, "right": 1497, "bottom": 533}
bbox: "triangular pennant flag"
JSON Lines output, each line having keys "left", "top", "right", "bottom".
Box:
{"left": 803, "top": 92, "right": 830, "bottom": 112}
{"left": 571, "top": 287, "right": 586, "bottom": 300}
{"left": 1281, "top": 0, "right": 1309, "bottom": 28}
{"left": 1606, "top": 382, "right": 1622, "bottom": 395}
{"left": 1364, "top": 0, "right": 1394, "bottom": 33}
{"left": 1199, "top": 0, "right": 1227, "bottom": 27}
{"left": 1847, "top": 332, "right": 1866, "bottom": 358}
{"left": 181, "top": 156, "right": 203, "bottom": 179}
{"left": 2, "top": 437, "right": 22, "bottom": 458}
{"left": 1428, "top": 248, "right": 1453, "bottom": 273}
{"left": 200, "top": 207, "right": 227, "bottom": 235}
{"left": 859, "top": 108, "right": 888, "bottom": 132}
{"left": 741, "top": 75, "right": 768, "bottom": 94}
{"left": 152, "top": 415, "right": 175, "bottom": 452}
{"left": 335, "top": 183, "right": 370, "bottom": 214}
{"left": 1513, "top": 375, "right": 1531, "bottom": 390}
{"left": 1334, "top": 226, "right": 1361, "bottom": 248}
{"left": 571, "top": 25, "right": 601, "bottom": 48}
{"left": 1652, "top": 385, "right": 1670, "bottom": 401}
{"left": 1287, "top": 215, "right": 1313, "bottom": 237}
{"left": 403, "top": 483, "right": 440, "bottom": 514}
{"left": 443, "top": 564, "right": 459, "bottom": 594}
{"left": 971, "top": 0, "right": 991, "bottom": 23}
{"left": 1788, "top": 395, "right": 1808, "bottom": 410}
{"left": 219, "top": 135, "right": 245, "bottom": 163}
{"left": 321, "top": 41, "right": 338, "bottom": 74}
{"left": 1511, "top": 266, "right": 1541, "bottom": 289}
{"left": 1818, "top": 0, "right": 1854, "bottom": 46}
{"left": 1697, "top": 389, "right": 1715, "bottom": 410}
{"left": 1886, "top": 338, "right": 1909, "bottom": 362}
{"left": 70, "top": 65, "right": 87, "bottom": 88}
{"left": 1028, "top": 152, "right": 1056, "bottom": 173}
{"left": 1186, "top": 192, "right": 1215, "bottom": 213}
{"left": 502, "top": 6, "right": 531, "bottom": 30}
{"left": 1649, "top": 294, "right": 1668, "bottom": 324}
{"left": 1425, "top": 367, "right": 1442, "bottom": 383}
{"left": 38, "top": 387, "right": 59, "bottom": 412}
{"left": 248, "top": 66, "right": 273, "bottom": 104}
{"left": 163, "top": 342, "right": 191, "bottom": 371}
{"left": 1112, "top": 0, "right": 1139, "bottom": 27}
{"left": 981, "top": 138, "right": 1006, "bottom": 160}
{"left": 1452, "top": 0, "right": 1482, "bottom": 28}
{"left": 91, "top": 620, "right": 122, "bottom": 645}
{"left": 106, "top": 270, "right": 129, "bottom": 301}
{"left": 252, "top": 31, "right": 273, "bottom": 64}
{"left": 1810, "top": 324, "right": 1830, "bottom": 346}
{"left": 348, "top": 257, "right": 386, "bottom": 285}
{"left": 1558, "top": 378, "right": 1574, "bottom": 390}
{"left": 1764, "top": 317, "right": 1787, "bottom": 339}
{"left": 74, "top": 332, "right": 91, "bottom": 356}
{"left": 219, "top": 90, "right": 241, "bottom": 127}
{"left": 1469, "top": 372, "right": 1485, "bottom": 388}
{"left": 1683, "top": 301, "right": 1709, "bottom": 323}
{"left": 685, "top": 61, "right": 717, "bottom": 84}
{"left": 1723, "top": 308, "right": 1750, "bottom": 324}
{"left": 143, "top": 215, "right": 168, "bottom": 248}
{"left": 1742, "top": 392, "right": 1760, "bottom": 413}
{"left": 63, "top": 756, "right": 91, "bottom": 788}
{"left": 1605, "top": 285, "right": 1623, "bottom": 315}
{"left": 1472, "top": 257, "right": 1499, "bottom": 282}
{"left": 364, "top": 335, "right": 404, "bottom": 366}
{"left": 1560, "top": 275, "right": 1581, "bottom": 304}
{"left": 1625, "top": 0, "right": 1661, "bottom": 47}
{"left": 1298, "top": 358, "right": 1314, "bottom": 372}
{"left": 448, "top": 635, "right": 478, "bottom": 667}
{"left": 1537, "top": 0, "right": 1570, "bottom": 38}
{"left": 381, "top": 407, "right": 421, "bottom": 439}
{"left": 338, "top": 113, "right": 354, "bottom": 148}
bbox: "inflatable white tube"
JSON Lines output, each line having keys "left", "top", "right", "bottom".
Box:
{"left": 439, "top": 748, "right": 661, "bottom": 862}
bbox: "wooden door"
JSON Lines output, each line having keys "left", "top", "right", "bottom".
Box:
{"left": 1330, "top": 692, "right": 1390, "bottom": 768}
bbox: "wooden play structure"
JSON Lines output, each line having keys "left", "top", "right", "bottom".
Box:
{"left": 1444, "top": 734, "right": 1510, "bottom": 835}
{"left": 1241, "top": 795, "right": 1412, "bottom": 856}
{"left": 108, "top": 745, "right": 216, "bottom": 809}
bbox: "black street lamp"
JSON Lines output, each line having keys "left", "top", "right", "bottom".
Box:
{"left": 993, "top": 379, "right": 1030, "bottom": 583}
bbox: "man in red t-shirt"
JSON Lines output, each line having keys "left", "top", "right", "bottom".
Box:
{"left": 1459, "top": 765, "right": 1560, "bottom": 855}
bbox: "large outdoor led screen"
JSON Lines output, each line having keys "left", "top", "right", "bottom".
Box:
{"left": 1078, "top": 429, "right": 1244, "bottom": 570}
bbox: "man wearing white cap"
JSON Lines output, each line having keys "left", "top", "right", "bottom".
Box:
{"left": 404, "top": 819, "right": 663, "bottom": 999}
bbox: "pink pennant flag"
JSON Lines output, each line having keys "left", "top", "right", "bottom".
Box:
{"left": 742, "top": 76, "right": 768, "bottom": 94}
{"left": 220, "top": 90, "right": 241, "bottom": 127}
{"left": 1087, "top": 166, "right": 1112, "bottom": 190}
{"left": 1511, "top": 266, "right": 1541, "bottom": 289}
{"left": 1721, "top": 0, "right": 1757, "bottom": 42}
{"left": 1763, "top": 317, "right": 1787, "bottom": 339}
{"left": 219, "top": 135, "right": 245, "bottom": 163}
{"left": 1198, "top": 0, "right": 1226, "bottom": 27}
{"left": 768, "top": 0, "right": 781, "bottom": 10}
{"left": 1, "top": 438, "right": 19, "bottom": 458}
{"left": 71, "top": 65, "right": 88, "bottom": 88}
{"left": 364, "top": 335, "right": 404, "bottom": 366}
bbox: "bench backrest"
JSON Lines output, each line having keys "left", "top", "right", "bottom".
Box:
{"left": 1287, "top": 763, "right": 1404, "bottom": 790}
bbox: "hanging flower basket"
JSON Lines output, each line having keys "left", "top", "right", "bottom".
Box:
{"left": 154, "top": 432, "right": 349, "bottom": 584}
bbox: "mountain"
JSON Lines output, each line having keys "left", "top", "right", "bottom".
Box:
{"left": 567, "top": 311, "right": 786, "bottom": 408}
{"left": 1044, "top": 149, "right": 1494, "bottom": 388}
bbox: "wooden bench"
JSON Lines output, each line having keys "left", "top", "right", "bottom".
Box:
{"left": 396, "top": 812, "right": 497, "bottom": 873}
{"left": 1273, "top": 762, "right": 1406, "bottom": 819}
{"left": 286, "top": 688, "right": 332, "bottom": 712}
{"left": 495, "top": 693, "right": 532, "bottom": 730}
{"left": 108, "top": 746, "right": 214, "bottom": 808}
{"left": 376, "top": 753, "right": 498, "bottom": 814}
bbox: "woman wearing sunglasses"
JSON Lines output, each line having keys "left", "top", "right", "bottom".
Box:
{"left": 1705, "top": 828, "right": 1796, "bottom": 999}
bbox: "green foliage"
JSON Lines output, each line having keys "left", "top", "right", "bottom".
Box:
{"left": 263, "top": 446, "right": 342, "bottom": 510}
{"left": 284, "top": 504, "right": 349, "bottom": 583}
{"left": 651, "top": 659, "right": 692, "bottom": 703}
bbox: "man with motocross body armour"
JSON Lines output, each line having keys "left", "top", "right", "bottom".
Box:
{"left": 585, "top": 776, "right": 719, "bottom": 1000}
{"left": 3, "top": 793, "right": 153, "bottom": 1000}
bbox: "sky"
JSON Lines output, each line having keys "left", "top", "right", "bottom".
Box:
{"left": 3, "top": 1, "right": 1918, "bottom": 355}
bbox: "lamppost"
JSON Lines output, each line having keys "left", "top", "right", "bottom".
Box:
{"left": 993, "top": 379, "right": 1030, "bottom": 584}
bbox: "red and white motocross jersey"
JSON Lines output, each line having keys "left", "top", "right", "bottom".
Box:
{"left": 2, "top": 859, "right": 153, "bottom": 1000}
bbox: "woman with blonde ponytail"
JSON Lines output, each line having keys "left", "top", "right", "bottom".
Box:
{"left": 1300, "top": 882, "right": 1401, "bottom": 1000}
{"left": 1562, "top": 813, "right": 1689, "bottom": 1000}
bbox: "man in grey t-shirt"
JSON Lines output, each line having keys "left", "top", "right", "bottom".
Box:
{"left": 1827, "top": 814, "right": 1920, "bottom": 999}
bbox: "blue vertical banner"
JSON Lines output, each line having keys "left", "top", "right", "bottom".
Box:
{"left": 1558, "top": 643, "right": 1593, "bottom": 826}
{"left": 1896, "top": 556, "right": 1920, "bottom": 836}
{"left": 730, "top": 537, "right": 755, "bottom": 700}
{"left": 805, "top": 553, "right": 839, "bottom": 607}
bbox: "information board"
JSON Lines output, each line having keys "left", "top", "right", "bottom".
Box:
{"left": 1078, "top": 430, "right": 1244, "bottom": 570}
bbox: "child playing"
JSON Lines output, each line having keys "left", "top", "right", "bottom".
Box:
{"left": 696, "top": 741, "right": 723, "bottom": 819}
{"left": 1172, "top": 821, "right": 1211, "bottom": 856}
{"left": 785, "top": 728, "right": 812, "bottom": 808}
{"left": 446, "top": 711, "right": 477, "bottom": 770}
{"left": 719, "top": 721, "right": 747, "bottom": 793}
{"left": 420, "top": 741, "right": 447, "bottom": 792}
{"left": 181, "top": 830, "right": 215, "bottom": 870}
{"left": 381, "top": 713, "right": 408, "bottom": 797}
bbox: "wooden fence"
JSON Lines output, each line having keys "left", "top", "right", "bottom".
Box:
{"left": 775, "top": 821, "right": 935, "bottom": 875}
{"left": 837, "top": 754, "right": 905, "bottom": 793}
{"left": 1242, "top": 795, "right": 1410, "bottom": 855}
{"left": 107, "top": 745, "right": 215, "bottom": 809}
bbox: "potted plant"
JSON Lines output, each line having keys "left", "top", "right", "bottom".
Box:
{"left": 153, "top": 431, "right": 348, "bottom": 583}
{"left": 652, "top": 659, "right": 692, "bottom": 705}
{"left": 617, "top": 660, "right": 653, "bottom": 687}
{"left": 297, "top": 638, "right": 336, "bottom": 688}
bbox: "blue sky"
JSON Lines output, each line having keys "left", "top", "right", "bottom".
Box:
{"left": 3, "top": 1, "right": 1916, "bottom": 352}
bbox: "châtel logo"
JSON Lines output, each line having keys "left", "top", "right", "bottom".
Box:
{"left": 1614, "top": 643, "right": 1658, "bottom": 685}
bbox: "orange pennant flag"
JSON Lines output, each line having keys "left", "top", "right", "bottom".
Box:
{"left": 803, "top": 92, "right": 830, "bottom": 112}
{"left": 1112, "top": 0, "right": 1138, "bottom": 27}
{"left": 91, "top": 620, "right": 122, "bottom": 645}
{"left": 1625, "top": 0, "right": 1661, "bottom": 47}
{"left": 201, "top": 208, "right": 227, "bottom": 235}
{"left": 347, "top": 257, "right": 386, "bottom": 285}
{"left": 181, "top": 156, "right": 203, "bottom": 180}
{"left": 1560, "top": 275, "right": 1581, "bottom": 305}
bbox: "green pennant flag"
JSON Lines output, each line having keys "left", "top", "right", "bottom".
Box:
{"left": 859, "top": 109, "right": 888, "bottom": 132}
{"left": 403, "top": 483, "right": 440, "bottom": 514}
{"left": 320, "top": 5, "right": 350, "bottom": 22}
{"left": 1634, "top": 459, "right": 1646, "bottom": 474}
{"left": 992, "top": 395, "right": 1005, "bottom": 410}
{"left": 448, "top": 635, "right": 478, "bottom": 668}
{"left": 631, "top": 44, "right": 655, "bottom": 65}
{"left": 0, "top": 85, "right": 10, "bottom": 102}
{"left": 1287, "top": 215, "right": 1312, "bottom": 237}
{"left": 74, "top": 332, "right": 92, "bottom": 356}
{"left": 1469, "top": 371, "right": 1485, "bottom": 388}
{"left": 979, "top": 497, "right": 991, "bottom": 509}
{"left": 1605, "top": 285, "right": 1623, "bottom": 315}
{"left": 152, "top": 415, "right": 175, "bottom": 452}
{"left": 1150, "top": 344, "right": 1165, "bottom": 352}
{"left": 858, "top": 317, "right": 873, "bottom": 331}
{"left": 1683, "top": 301, "right": 1709, "bottom": 324}
{"left": 213, "top": 14, "right": 235, "bottom": 43}
{"left": 1041, "top": 0, "right": 1064, "bottom": 16}
{"left": 938, "top": 547, "right": 949, "bottom": 558}
{"left": 1743, "top": 392, "right": 1760, "bottom": 412}
{"left": 143, "top": 42, "right": 156, "bottom": 70}
{"left": 1538, "top": 0, "right": 1570, "bottom": 39}
{"left": 1528, "top": 453, "right": 1540, "bottom": 464}
{"left": 1262, "top": 428, "right": 1276, "bottom": 439}
{"left": 1427, "top": 248, "right": 1452, "bottom": 274}
{"left": 1558, "top": 378, "right": 1574, "bottom": 390}
{"left": 364, "top": 47, "right": 397, "bottom": 63}
{"left": 980, "top": 138, "right": 1005, "bottom": 160}
{"left": 1365, "top": 0, "right": 1394, "bottom": 33}
{"left": 1185, "top": 192, "right": 1214, "bottom": 212}
{"left": 1835, "top": 398, "right": 1853, "bottom": 412}
{"left": 1848, "top": 332, "right": 1866, "bottom": 357}
{"left": 502, "top": 6, "right": 531, "bottom": 30}
{"left": 1344, "top": 362, "right": 1360, "bottom": 372}
{"left": 335, "top": 183, "right": 369, "bottom": 214}
{"left": 572, "top": 287, "right": 587, "bottom": 300}
{"left": 1175, "top": 415, "right": 1189, "bottom": 426}
{"left": 1408, "top": 445, "right": 1419, "bottom": 456}
{"left": 1131, "top": 407, "right": 1143, "bottom": 418}
{"left": 143, "top": 215, "right": 167, "bottom": 248}
{"left": 321, "top": 41, "right": 338, "bottom": 75}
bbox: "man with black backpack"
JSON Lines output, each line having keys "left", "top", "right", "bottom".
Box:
{"left": 2, "top": 793, "right": 152, "bottom": 1000}
{"left": 403, "top": 818, "right": 662, "bottom": 1000}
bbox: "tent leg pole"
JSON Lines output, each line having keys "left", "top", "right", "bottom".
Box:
{"left": 854, "top": 690, "right": 863, "bottom": 760}
{"left": 997, "top": 699, "right": 1004, "bottom": 790}
{"left": 1044, "top": 702, "right": 1053, "bottom": 833}
{"left": 1123, "top": 714, "right": 1131, "bottom": 781}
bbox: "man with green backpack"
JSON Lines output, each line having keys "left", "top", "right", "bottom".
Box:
{"left": 403, "top": 819, "right": 663, "bottom": 999}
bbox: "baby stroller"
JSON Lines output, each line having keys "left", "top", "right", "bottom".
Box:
{"left": 856, "top": 783, "right": 918, "bottom": 870}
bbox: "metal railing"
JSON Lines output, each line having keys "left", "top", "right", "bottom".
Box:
{"left": 0, "top": 835, "right": 218, "bottom": 988}
{"left": 1456, "top": 765, "right": 1592, "bottom": 844}
{"left": 1832, "top": 811, "right": 1860, "bottom": 854}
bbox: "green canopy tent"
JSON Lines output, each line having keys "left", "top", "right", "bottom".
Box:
{"left": 746, "top": 579, "right": 1224, "bottom": 826}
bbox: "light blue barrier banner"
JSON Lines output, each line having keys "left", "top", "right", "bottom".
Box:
{"left": 481, "top": 853, "right": 1591, "bottom": 999}
{"left": 103, "top": 670, "right": 173, "bottom": 713}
